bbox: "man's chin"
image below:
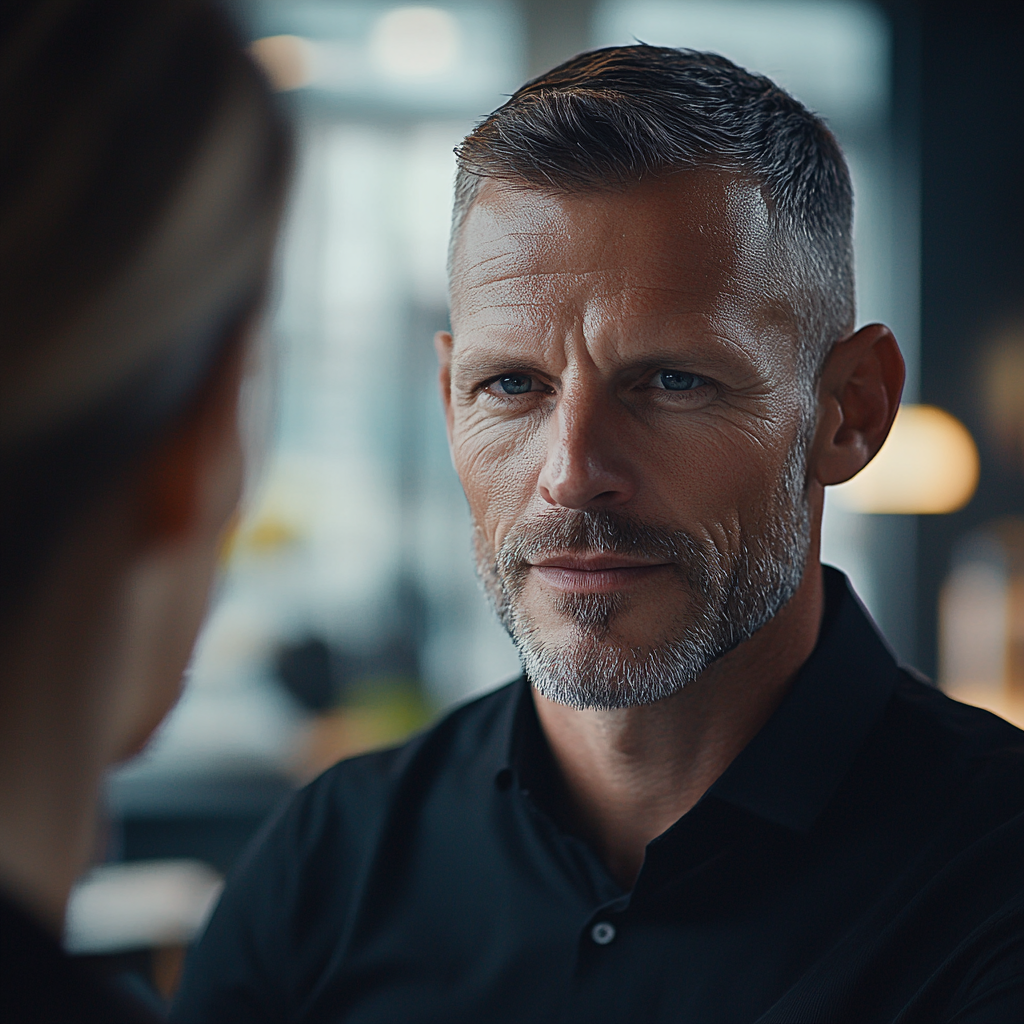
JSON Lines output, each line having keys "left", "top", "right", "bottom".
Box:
{"left": 519, "top": 589, "right": 690, "bottom": 648}
{"left": 523, "top": 621, "right": 673, "bottom": 655}
{"left": 509, "top": 610, "right": 711, "bottom": 710}
{"left": 521, "top": 636, "right": 699, "bottom": 710}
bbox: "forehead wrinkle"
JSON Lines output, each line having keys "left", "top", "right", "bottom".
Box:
{"left": 458, "top": 277, "right": 790, "bottom": 380}
{"left": 588, "top": 273, "right": 797, "bottom": 342}
{"left": 457, "top": 297, "right": 573, "bottom": 334}
{"left": 452, "top": 174, "right": 792, "bottom": 365}
{"left": 454, "top": 272, "right": 602, "bottom": 330}
{"left": 462, "top": 253, "right": 743, "bottom": 292}
{"left": 461, "top": 233, "right": 561, "bottom": 273}
{"left": 459, "top": 237, "right": 767, "bottom": 308}
{"left": 463, "top": 265, "right": 633, "bottom": 292}
{"left": 455, "top": 198, "right": 769, "bottom": 292}
{"left": 457, "top": 210, "right": 754, "bottom": 290}
{"left": 577, "top": 281, "right": 761, "bottom": 338}
{"left": 456, "top": 270, "right": 721, "bottom": 327}
{"left": 453, "top": 226, "right": 569, "bottom": 282}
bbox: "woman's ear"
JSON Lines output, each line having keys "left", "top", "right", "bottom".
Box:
{"left": 810, "top": 323, "right": 905, "bottom": 487}
{"left": 138, "top": 335, "right": 249, "bottom": 550}
{"left": 108, "top": 335, "right": 251, "bottom": 761}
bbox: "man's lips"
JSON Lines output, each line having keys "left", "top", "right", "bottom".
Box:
{"left": 528, "top": 554, "right": 673, "bottom": 593}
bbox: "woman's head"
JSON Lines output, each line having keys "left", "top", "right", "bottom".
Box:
{"left": 0, "top": 1, "right": 290, "bottom": 765}
{"left": 1, "top": 0, "right": 290, "bottom": 612}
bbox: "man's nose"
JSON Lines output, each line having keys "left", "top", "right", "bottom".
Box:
{"left": 537, "top": 385, "right": 638, "bottom": 509}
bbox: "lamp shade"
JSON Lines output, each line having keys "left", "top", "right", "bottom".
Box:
{"left": 831, "top": 404, "right": 979, "bottom": 514}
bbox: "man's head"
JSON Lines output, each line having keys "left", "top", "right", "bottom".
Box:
{"left": 437, "top": 46, "right": 902, "bottom": 710}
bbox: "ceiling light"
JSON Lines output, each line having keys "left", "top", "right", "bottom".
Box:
{"left": 369, "top": 6, "right": 461, "bottom": 81}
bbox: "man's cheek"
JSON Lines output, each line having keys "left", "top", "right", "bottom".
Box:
{"left": 654, "top": 435, "right": 775, "bottom": 521}
{"left": 456, "top": 426, "right": 545, "bottom": 510}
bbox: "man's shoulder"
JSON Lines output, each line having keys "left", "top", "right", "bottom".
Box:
{"left": 874, "top": 667, "right": 1024, "bottom": 825}
{"left": 768, "top": 671, "right": 1024, "bottom": 1024}
{"left": 889, "top": 667, "right": 1024, "bottom": 764}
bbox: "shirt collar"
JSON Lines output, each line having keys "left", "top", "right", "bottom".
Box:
{"left": 498, "top": 566, "right": 899, "bottom": 834}
{"left": 707, "top": 565, "right": 899, "bottom": 831}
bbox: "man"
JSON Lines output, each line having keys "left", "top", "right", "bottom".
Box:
{"left": 174, "top": 47, "right": 1024, "bottom": 1024}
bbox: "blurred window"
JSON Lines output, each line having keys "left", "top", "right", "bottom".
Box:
{"left": 110, "top": 1, "right": 525, "bottom": 813}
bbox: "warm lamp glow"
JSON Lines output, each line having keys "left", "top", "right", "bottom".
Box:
{"left": 249, "top": 35, "right": 314, "bottom": 92}
{"left": 831, "top": 404, "right": 979, "bottom": 514}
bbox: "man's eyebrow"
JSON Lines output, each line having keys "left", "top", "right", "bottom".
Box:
{"left": 449, "top": 338, "right": 759, "bottom": 387}
{"left": 616, "top": 340, "right": 764, "bottom": 376}
{"left": 604, "top": 342, "right": 743, "bottom": 366}
{"left": 450, "top": 357, "right": 552, "bottom": 385}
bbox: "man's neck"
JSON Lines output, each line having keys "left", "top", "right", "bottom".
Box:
{"left": 532, "top": 560, "right": 825, "bottom": 889}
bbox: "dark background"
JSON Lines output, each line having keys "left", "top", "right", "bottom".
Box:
{"left": 913, "top": 0, "right": 1023, "bottom": 677}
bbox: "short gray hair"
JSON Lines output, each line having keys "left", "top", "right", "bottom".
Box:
{"left": 450, "top": 44, "right": 855, "bottom": 389}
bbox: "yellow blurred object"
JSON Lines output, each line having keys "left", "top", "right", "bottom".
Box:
{"left": 219, "top": 515, "right": 301, "bottom": 564}
{"left": 831, "top": 404, "right": 979, "bottom": 514}
{"left": 981, "top": 324, "right": 1024, "bottom": 472}
{"left": 249, "top": 35, "right": 313, "bottom": 92}
{"left": 289, "top": 681, "right": 433, "bottom": 783}
{"left": 293, "top": 709, "right": 395, "bottom": 783}
{"left": 940, "top": 519, "right": 1024, "bottom": 730}
{"left": 246, "top": 517, "right": 301, "bottom": 553}
{"left": 217, "top": 510, "right": 242, "bottom": 564}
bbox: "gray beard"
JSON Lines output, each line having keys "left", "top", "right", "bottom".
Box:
{"left": 473, "top": 437, "right": 812, "bottom": 711}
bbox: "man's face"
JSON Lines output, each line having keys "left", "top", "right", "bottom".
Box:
{"left": 440, "top": 171, "right": 813, "bottom": 709}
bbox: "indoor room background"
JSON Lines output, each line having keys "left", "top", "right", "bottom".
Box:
{"left": 63, "top": 0, "right": 1023, "bottom": 1002}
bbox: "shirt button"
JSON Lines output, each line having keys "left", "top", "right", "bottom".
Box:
{"left": 590, "top": 921, "right": 616, "bottom": 945}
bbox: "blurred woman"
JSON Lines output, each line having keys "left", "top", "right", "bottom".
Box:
{"left": 0, "top": 1, "right": 290, "bottom": 1019}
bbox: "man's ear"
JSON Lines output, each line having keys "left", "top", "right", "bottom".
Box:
{"left": 810, "top": 323, "right": 905, "bottom": 487}
{"left": 435, "top": 330, "right": 455, "bottom": 443}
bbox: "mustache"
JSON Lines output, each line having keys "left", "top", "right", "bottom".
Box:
{"left": 495, "top": 508, "right": 716, "bottom": 592}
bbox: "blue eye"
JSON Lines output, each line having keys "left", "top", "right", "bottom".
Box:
{"left": 658, "top": 370, "right": 702, "bottom": 391}
{"left": 497, "top": 374, "right": 533, "bottom": 395}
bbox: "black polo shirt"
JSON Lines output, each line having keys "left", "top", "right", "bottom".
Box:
{"left": 172, "top": 569, "right": 1024, "bottom": 1023}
